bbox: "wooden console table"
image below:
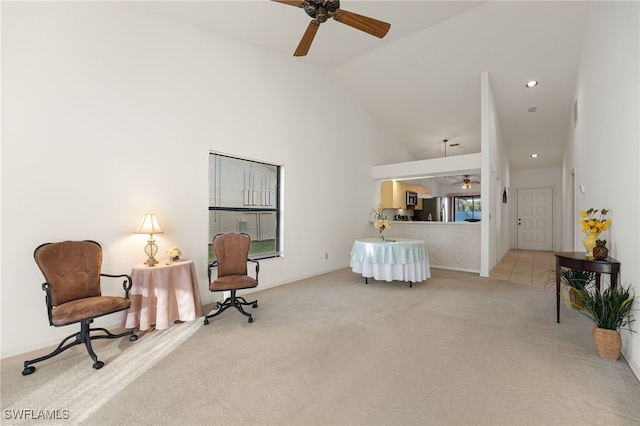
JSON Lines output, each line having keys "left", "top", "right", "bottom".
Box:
{"left": 554, "top": 252, "right": 620, "bottom": 323}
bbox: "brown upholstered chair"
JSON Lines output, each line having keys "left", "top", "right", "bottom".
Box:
{"left": 204, "top": 233, "right": 259, "bottom": 325}
{"left": 23, "top": 240, "right": 137, "bottom": 375}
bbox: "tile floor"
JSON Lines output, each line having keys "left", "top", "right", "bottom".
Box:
{"left": 490, "top": 249, "right": 555, "bottom": 289}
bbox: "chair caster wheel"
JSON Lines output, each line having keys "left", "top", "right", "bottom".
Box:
{"left": 248, "top": 317, "right": 253, "bottom": 323}
{"left": 253, "top": 303, "right": 258, "bottom": 308}
{"left": 204, "top": 318, "right": 210, "bottom": 325}
{"left": 22, "top": 366, "right": 36, "bottom": 376}
{"left": 93, "top": 361, "right": 104, "bottom": 370}
{"left": 129, "top": 334, "right": 138, "bottom": 342}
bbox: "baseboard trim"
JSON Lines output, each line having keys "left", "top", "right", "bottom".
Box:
{"left": 430, "top": 264, "right": 481, "bottom": 274}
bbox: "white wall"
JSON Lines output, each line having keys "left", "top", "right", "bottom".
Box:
{"left": 480, "top": 72, "right": 510, "bottom": 276}
{"left": 509, "top": 167, "right": 563, "bottom": 251}
{"left": 562, "top": 1, "right": 639, "bottom": 379}
{"left": 0, "top": 2, "right": 412, "bottom": 357}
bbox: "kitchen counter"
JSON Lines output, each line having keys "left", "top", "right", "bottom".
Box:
{"left": 368, "top": 221, "right": 480, "bottom": 272}
{"left": 389, "top": 220, "right": 480, "bottom": 225}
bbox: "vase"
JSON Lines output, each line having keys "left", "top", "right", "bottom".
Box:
{"left": 583, "top": 233, "right": 599, "bottom": 258}
{"left": 593, "top": 246, "right": 609, "bottom": 261}
{"left": 379, "top": 229, "right": 385, "bottom": 242}
{"left": 592, "top": 325, "right": 621, "bottom": 360}
{"left": 568, "top": 288, "right": 585, "bottom": 310}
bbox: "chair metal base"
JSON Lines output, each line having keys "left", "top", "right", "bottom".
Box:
{"left": 22, "top": 319, "right": 137, "bottom": 375}
{"left": 204, "top": 290, "right": 258, "bottom": 324}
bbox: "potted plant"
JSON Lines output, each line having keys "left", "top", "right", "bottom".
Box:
{"left": 545, "top": 268, "right": 595, "bottom": 310}
{"left": 562, "top": 268, "right": 595, "bottom": 309}
{"left": 576, "top": 284, "right": 635, "bottom": 360}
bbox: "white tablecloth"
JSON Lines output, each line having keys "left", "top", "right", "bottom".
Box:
{"left": 350, "top": 238, "right": 430, "bottom": 283}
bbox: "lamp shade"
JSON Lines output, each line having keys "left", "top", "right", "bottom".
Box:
{"left": 136, "top": 214, "right": 164, "bottom": 235}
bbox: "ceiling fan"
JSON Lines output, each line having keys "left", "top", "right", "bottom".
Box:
{"left": 272, "top": 0, "right": 391, "bottom": 57}
{"left": 451, "top": 175, "right": 480, "bottom": 189}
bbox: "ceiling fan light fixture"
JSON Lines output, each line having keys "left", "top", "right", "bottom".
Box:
{"left": 315, "top": 5, "right": 329, "bottom": 22}
{"left": 453, "top": 175, "right": 479, "bottom": 189}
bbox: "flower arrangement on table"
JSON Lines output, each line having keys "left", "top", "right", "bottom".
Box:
{"left": 167, "top": 247, "right": 182, "bottom": 262}
{"left": 372, "top": 204, "right": 391, "bottom": 241}
{"left": 579, "top": 208, "right": 611, "bottom": 235}
{"left": 579, "top": 208, "right": 611, "bottom": 259}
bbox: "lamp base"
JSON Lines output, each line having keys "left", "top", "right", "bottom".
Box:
{"left": 144, "top": 238, "right": 159, "bottom": 266}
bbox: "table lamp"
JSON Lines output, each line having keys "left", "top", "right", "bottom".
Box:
{"left": 136, "top": 214, "right": 164, "bottom": 266}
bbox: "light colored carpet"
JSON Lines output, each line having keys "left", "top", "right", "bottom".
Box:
{"left": 2, "top": 268, "right": 639, "bottom": 425}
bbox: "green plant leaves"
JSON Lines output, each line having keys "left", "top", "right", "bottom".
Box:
{"left": 576, "top": 284, "right": 635, "bottom": 331}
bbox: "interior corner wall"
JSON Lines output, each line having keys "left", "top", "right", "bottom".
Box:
{"left": 562, "top": 1, "right": 639, "bottom": 380}
{"left": 0, "top": 2, "right": 411, "bottom": 358}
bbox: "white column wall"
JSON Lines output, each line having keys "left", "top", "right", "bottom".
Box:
{"left": 480, "top": 72, "right": 510, "bottom": 276}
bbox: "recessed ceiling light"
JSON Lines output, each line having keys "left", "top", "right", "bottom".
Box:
{"left": 526, "top": 80, "right": 539, "bottom": 88}
{"left": 530, "top": 153, "right": 539, "bottom": 158}
{"left": 528, "top": 107, "right": 537, "bottom": 113}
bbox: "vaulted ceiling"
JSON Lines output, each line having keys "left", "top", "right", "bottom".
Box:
{"left": 132, "top": 1, "right": 587, "bottom": 172}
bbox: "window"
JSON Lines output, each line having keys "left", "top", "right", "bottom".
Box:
{"left": 209, "top": 152, "right": 282, "bottom": 261}
{"left": 453, "top": 195, "right": 482, "bottom": 222}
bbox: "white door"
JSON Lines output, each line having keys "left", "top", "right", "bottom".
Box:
{"left": 517, "top": 188, "right": 553, "bottom": 251}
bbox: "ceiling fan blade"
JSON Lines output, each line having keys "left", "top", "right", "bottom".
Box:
{"left": 271, "top": 0, "right": 307, "bottom": 8}
{"left": 333, "top": 9, "right": 391, "bottom": 38}
{"left": 294, "top": 20, "right": 320, "bottom": 57}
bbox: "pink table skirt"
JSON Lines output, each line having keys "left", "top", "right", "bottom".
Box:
{"left": 124, "top": 260, "right": 203, "bottom": 330}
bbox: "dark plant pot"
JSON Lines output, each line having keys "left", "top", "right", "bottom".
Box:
{"left": 592, "top": 325, "right": 621, "bottom": 360}
{"left": 568, "top": 288, "right": 585, "bottom": 310}
{"left": 593, "top": 246, "right": 609, "bottom": 260}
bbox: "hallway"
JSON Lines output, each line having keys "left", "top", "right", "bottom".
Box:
{"left": 490, "top": 250, "right": 555, "bottom": 289}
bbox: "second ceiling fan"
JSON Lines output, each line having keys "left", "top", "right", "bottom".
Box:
{"left": 452, "top": 175, "right": 481, "bottom": 189}
{"left": 272, "top": 0, "right": 391, "bottom": 57}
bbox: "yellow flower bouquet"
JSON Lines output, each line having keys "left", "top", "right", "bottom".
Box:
{"left": 579, "top": 208, "right": 611, "bottom": 235}
{"left": 372, "top": 204, "right": 391, "bottom": 241}
{"left": 166, "top": 246, "right": 182, "bottom": 261}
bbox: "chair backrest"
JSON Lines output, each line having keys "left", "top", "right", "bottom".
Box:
{"left": 34, "top": 240, "right": 103, "bottom": 306}
{"left": 213, "top": 233, "right": 251, "bottom": 278}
